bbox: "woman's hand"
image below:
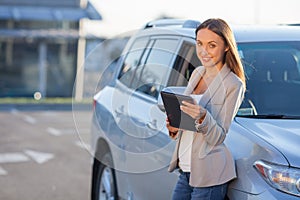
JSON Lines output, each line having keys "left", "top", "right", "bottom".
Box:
{"left": 180, "top": 101, "right": 206, "bottom": 123}
{"left": 166, "top": 118, "right": 179, "bottom": 139}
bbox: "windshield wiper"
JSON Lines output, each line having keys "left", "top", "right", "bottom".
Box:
{"left": 237, "top": 114, "right": 300, "bottom": 119}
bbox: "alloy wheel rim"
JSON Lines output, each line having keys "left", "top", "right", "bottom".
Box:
{"left": 99, "top": 167, "right": 115, "bottom": 200}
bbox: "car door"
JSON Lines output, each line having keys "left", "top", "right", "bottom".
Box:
{"left": 125, "top": 37, "right": 200, "bottom": 199}
{"left": 114, "top": 37, "right": 180, "bottom": 200}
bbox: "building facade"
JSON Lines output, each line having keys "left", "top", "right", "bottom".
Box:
{"left": 0, "top": 0, "right": 101, "bottom": 98}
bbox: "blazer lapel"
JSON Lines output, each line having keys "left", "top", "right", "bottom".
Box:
{"left": 184, "top": 65, "right": 231, "bottom": 107}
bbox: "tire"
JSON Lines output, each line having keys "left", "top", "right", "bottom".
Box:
{"left": 91, "top": 152, "right": 118, "bottom": 200}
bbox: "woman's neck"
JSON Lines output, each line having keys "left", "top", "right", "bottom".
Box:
{"left": 204, "top": 66, "right": 220, "bottom": 79}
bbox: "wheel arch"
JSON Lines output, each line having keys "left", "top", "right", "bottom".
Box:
{"left": 94, "top": 137, "right": 114, "bottom": 168}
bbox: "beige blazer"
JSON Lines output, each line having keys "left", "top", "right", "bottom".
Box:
{"left": 168, "top": 64, "right": 245, "bottom": 187}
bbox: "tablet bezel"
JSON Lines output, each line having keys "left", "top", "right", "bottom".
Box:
{"left": 160, "top": 91, "right": 196, "bottom": 131}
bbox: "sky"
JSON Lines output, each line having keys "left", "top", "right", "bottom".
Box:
{"left": 87, "top": 0, "right": 300, "bottom": 38}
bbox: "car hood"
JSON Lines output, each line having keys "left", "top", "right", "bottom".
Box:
{"left": 235, "top": 117, "right": 300, "bottom": 167}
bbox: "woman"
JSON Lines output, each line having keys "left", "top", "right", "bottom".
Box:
{"left": 166, "top": 18, "right": 246, "bottom": 200}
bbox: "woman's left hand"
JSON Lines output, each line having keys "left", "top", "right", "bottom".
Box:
{"left": 180, "top": 101, "right": 205, "bottom": 121}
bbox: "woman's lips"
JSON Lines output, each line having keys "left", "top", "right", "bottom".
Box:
{"left": 201, "top": 57, "right": 211, "bottom": 62}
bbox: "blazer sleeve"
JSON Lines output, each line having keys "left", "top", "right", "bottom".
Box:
{"left": 197, "top": 75, "right": 245, "bottom": 146}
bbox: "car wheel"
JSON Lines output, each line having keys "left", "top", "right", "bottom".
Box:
{"left": 91, "top": 152, "right": 118, "bottom": 200}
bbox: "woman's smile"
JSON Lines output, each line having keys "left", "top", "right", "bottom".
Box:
{"left": 201, "top": 56, "right": 211, "bottom": 63}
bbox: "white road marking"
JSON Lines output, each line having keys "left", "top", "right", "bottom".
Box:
{"left": 0, "top": 153, "right": 29, "bottom": 163}
{"left": 23, "top": 115, "right": 36, "bottom": 124}
{"left": 24, "top": 150, "right": 54, "bottom": 164}
{"left": 9, "top": 109, "right": 36, "bottom": 124}
{"left": 47, "top": 127, "right": 62, "bottom": 136}
{"left": 0, "top": 150, "right": 54, "bottom": 175}
{"left": 0, "top": 166, "right": 7, "bottom": 176}
{"left": 0, "top": 152, "right": 27, "bottom": 176}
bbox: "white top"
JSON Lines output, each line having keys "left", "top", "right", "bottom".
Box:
{"left": 178, "top": 94, "right": 203, "bottom": 172}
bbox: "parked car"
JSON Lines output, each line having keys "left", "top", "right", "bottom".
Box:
{"left": 90, "top": 19, "right": 300, "bottom": 200}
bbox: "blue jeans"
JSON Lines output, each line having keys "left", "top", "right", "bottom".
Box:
{"left": 172, "top": 171, "right": 228, "bottom": 200}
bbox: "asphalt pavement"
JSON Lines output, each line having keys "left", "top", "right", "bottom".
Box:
{"left": 0, "top": 105, "right": 93, "bottom": 200}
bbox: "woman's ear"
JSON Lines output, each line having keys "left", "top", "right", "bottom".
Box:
{"left": 225, "top": 46, "right": 229, "bottom": 52}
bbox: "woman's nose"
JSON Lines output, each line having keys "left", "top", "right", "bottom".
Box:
{"left": 199, "top": 47, "right": 208, "bottom": 55}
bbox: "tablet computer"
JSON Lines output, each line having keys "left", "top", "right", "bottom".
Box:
{"left": 160, "top": 91, "right": 196, "bottom": 131}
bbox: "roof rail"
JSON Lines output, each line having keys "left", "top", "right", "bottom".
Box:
{"left": 144, "top": 19, "right": 200, "bottom": 29}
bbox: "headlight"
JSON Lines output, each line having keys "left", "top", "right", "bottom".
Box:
{"left": 254, "top": 160, "right": 300, "bottom": 197}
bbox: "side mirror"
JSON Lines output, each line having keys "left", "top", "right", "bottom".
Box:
{"left": 157, "top": 86, "right": 187, "bottom": 112}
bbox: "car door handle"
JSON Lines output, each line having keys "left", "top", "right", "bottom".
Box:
{"left": 146, "top": 119, "right": 158, "bottom": 131}
{"left": 115, "top": 105, "right": 124, "bottom": 117}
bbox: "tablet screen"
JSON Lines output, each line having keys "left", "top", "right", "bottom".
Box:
{"left": 160, "top": 91, "right": 196, "bottom": 131}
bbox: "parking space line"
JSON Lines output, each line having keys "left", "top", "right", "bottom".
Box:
{"left": 0, "top": 166, "right": 7, "bottom": 176}
{"left": 47, "top": 127, "right": 62, "bottom": 136}
{"left": 24, "top": 150, "right": 54, "bottom": 164}
{"left": 23, "top": 115, "right": 37, "bottom": 124}
{"left": 9, "top": 109, "right": 37, "bottom": 124}
{"left": 0, "top": 153, "right": 29, "bottom": 163}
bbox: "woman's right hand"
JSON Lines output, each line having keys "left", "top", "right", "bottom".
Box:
{"left": 166, "top": 118, "right": 179, "bottom": 139}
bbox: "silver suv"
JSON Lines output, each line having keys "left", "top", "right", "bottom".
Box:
{"left": 90, "top": 19, "right": 300, "bottom": 200}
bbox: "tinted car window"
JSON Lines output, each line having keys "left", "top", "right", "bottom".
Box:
{"left": 171, "top": 41, "right": 201, "bottom": 86}
{"left": 133, "top": 38, "right": 179, "bottom": 98}
{"left": 238, "top": 41, "right": 300, "bottom": 117}
{"left": 118, "top": 38, "right": 149, "bottom": 87}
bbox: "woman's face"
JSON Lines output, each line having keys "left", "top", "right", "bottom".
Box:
{"left": 196, "top": 28, "right": 228, "bottom": 70}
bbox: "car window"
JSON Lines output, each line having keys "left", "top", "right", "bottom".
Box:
{"left": 133, "top": 38, "right": 179, "bottom": 98}
{"left": 118, "top": 38, "right": 150, "bottom": 87}
{"left": 238, "top": 42, "right": 300, "bottom": 117}
{"left": 169, "top": 41, "right": 201, "bottom": 86}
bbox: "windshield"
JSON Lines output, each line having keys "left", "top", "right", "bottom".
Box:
{"left": 237, "top": 42, "right": 300, "bottom": 118}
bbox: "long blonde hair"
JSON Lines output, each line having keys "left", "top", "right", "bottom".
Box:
{"left": 195, "top": 18, "right": 246, "bottom": 88}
